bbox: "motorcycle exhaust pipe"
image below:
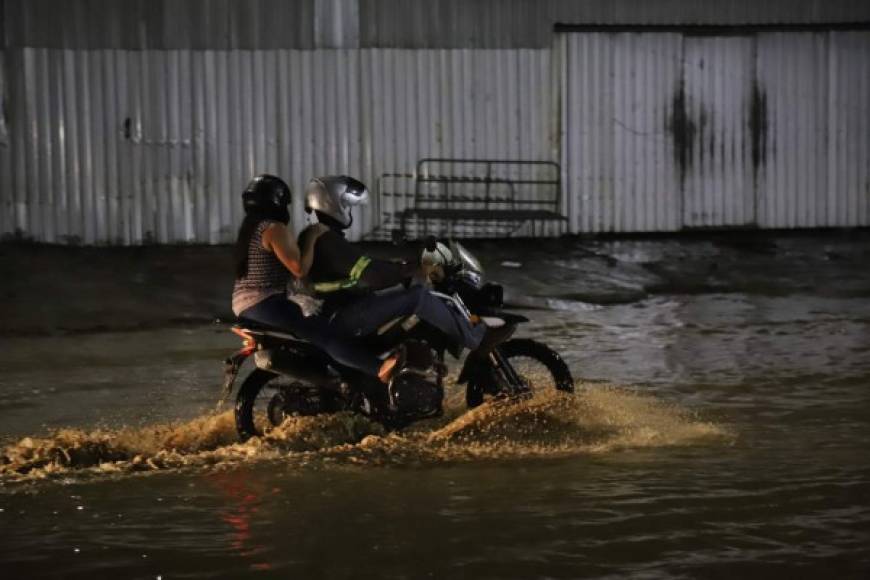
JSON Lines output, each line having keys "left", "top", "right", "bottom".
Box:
{"left": 253, "top": 348, "right": 336, "bottom": 387}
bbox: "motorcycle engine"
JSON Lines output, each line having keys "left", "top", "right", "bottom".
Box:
{"left": 388, "top": 370, "right": 443, "bottom": 418}
{"left": 388, "top": 340, "right": 444, "bottom": 419}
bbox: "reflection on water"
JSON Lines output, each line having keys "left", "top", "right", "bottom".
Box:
{"left": 209, "top": 471, "right": 273, "bottom": 570}
{"left": 1, "top": 234, "right": 869, "bottom": 578}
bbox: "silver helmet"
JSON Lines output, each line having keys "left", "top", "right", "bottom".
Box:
{"left": 304, "top": 175, "right": 369, "bottom": 229}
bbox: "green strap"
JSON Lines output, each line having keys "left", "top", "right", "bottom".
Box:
{"left": 313, "top": 256, "right": 371, "bottom": 293}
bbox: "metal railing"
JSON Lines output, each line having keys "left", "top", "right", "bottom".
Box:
{"left": 370, "top": 158, "right": 566, "bottom": 240}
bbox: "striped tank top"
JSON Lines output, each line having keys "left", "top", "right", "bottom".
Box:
{"left": 231, "top": 220, "right": 289, "bottom": 315}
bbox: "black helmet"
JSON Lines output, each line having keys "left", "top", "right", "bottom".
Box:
{"left": 242, "top": 174, "right": 291, "bottom": 224}
{"left": 304, "top": 175, "right": 369, "bottom": 229}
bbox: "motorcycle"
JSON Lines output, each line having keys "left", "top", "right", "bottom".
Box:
{"left": 221, "top": 240, "right": 574, "bottom": 441}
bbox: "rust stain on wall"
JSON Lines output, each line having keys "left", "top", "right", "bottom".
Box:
{"left": 667, "top": 78, "right": 696, "bottom": 189}
{"left": 749, "top": 79, "right": 769, "bottom": 178}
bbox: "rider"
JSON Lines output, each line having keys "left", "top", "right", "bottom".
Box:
{"left": 298, "top": 175, "right": 487, "bottom": 355}
{"left": 231, "top": 174, "right": 398, "bottom": 383}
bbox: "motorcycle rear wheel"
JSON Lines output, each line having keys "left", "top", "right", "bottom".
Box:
{"left": 235, "top": 369, "right": 363, "bottom": 441}
{"left": 235, "top": 369, "right": 279, "bottom": 442}
{"left": 466, "top": 338, "right": 574, "bottom": 408}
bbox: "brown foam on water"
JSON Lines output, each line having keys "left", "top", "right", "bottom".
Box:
{"left": 0, "top": 381, "right": 730, "bottom": 484}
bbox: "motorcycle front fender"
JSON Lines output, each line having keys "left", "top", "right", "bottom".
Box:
{"left": 499, "top": 312, "right": 529, "bottom": 324}
{"left": 476, "top": 310, "right": 529, "bottom": 324}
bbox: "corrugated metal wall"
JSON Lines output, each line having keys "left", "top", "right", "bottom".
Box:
{"left": 561, "top": 33, "right": 683, "bottom": 232}
{"left": 2, "top": 0, "right": 321, "bottom": 49}
{"left": 359, "top": 0, "right": 870, "bottom": 48}
{"left": 826, "top": 32, "right": 870, "bottom": 228}
{"left": 0, "top": 47, "right": 555, "bottom": 243}
{"left": 2, "top": 0, "right": 869, "bottom": 243}
{"left": 365, "top": 49, "right": 557, "bottom": 238}
{"left": 758, "top": 31, "right": 870, "bottom": 228}
{"left": 561, "top": 30, "right": 870, "bottom": 233}
{"left": 681, "top": 35, "right": 756, "bottom": 228}
{"left": 5, "top": 0, "right": 870, "bottom": 50}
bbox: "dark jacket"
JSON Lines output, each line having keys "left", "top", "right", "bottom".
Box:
{"left": 299, "top": 226, "right": 420, "bottom": 314}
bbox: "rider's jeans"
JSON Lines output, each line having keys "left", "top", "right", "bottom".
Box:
{"left": 330, "top": 285, "right": 486, "bottom": 350}
{"left": 239, "top": 294, "right": 381, "bottom": 377}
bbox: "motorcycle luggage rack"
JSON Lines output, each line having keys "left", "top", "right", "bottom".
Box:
{"left": 374, "top": 158, "right": 568, "bottom": 240}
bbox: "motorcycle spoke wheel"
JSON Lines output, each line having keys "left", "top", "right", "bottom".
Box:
{"left": 466, "top": 338, "right": 574, "bottom": 409}
{"left": 507, "top": 355, "right": 557, "bottom": 392}
{"left": 235, "top": 370, "right": 291, "bottom": 441}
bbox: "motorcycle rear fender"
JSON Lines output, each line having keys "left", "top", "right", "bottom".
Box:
{"left": 254, "top": 346, "right": 336, "bottom": 387}
{"left": 222, "top": 349, "right": 252, "bottom": 397}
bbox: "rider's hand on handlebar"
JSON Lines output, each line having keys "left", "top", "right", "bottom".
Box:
{"left": 421, "top": 262, "right": 445, "bottom": 284}
{"left": 419, "top": 241, "right": 451, "bottom": 284}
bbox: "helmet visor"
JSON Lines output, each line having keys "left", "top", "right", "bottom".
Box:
{"left": 340, "top": 187, "right": 369, "bottom": 208}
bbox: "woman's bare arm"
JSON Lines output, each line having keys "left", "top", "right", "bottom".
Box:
{"left": 262, "top": 223, "right": 303, "bottom": 278}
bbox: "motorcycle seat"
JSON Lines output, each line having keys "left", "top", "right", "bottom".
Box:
{"left": 234, "top": 318, "right": 307, "bottom": 341}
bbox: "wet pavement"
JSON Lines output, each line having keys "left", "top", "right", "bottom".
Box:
{"left": 1, "top": 231, "right": 869, "bottom": 578}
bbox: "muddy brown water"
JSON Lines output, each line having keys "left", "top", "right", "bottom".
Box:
{"left": 1, "top": 234, "right": 869, "bottom": 578}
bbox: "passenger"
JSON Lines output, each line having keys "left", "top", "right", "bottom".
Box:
{"left": 231, "top": 174, "right": 398, "bottom": 383}
{"left": 299, "top": 175, "right": 487, "bottom": 353}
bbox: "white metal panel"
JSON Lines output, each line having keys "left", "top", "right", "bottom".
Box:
{"left": 562, "top": 32, "right": 682, "bottom": 233}
{"left": 682, "top": 35, "right": 755, "bottom": 227}
{"left": 757, "top": 32, "right": 829, "bottom": 228}
{"left": 6, "top": 0, "right": 870, "bottom": 51}
{"left": 5, "top": 35, "right": 867, "bottom": 245}
{"left": 827, "top": 31, "right": 870, "bottom": 227}
{"left": 356, "top": 0, "right": 870, "bottom": 49}
{"left": 5, "top": 46, "right": 548, "bottom": 243}
{"left": 561, "top": 29, "right": 870, "bottom": 233}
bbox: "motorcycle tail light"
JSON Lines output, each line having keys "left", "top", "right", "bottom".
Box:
{"left": 231, "top": 327, "right": 256, "bottom": 352}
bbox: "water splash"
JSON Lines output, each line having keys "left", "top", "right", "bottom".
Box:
{"left": 0, "top": 383, "right": 729, "bottom": 484}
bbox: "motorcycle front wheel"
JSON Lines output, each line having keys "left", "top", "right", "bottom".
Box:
{"left": 466, "top": 338, "right": 574, "bottom": 408}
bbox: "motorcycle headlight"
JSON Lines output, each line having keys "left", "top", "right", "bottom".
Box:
{"left": 458, "top": 269, "right": 483, "bottom": 289}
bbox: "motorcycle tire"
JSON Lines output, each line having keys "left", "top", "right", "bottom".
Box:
{"left": 466, "top": 338, "right": 574, "bottom": 408}
{"left": 235, "top": 368, "right": 278, "bottom": 442}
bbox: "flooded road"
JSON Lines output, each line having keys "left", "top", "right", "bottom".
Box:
{"left": 2, "top": 233, "right": 869, "bottom": 578}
